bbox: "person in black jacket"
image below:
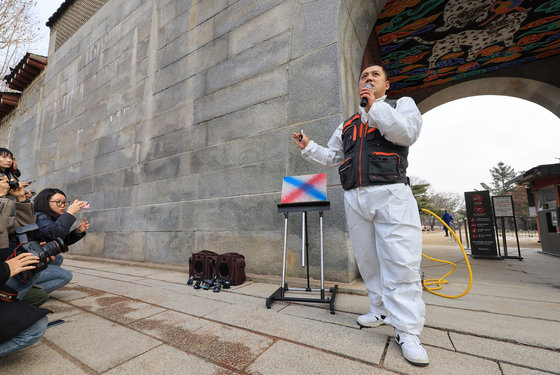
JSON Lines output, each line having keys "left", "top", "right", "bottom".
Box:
{"left": 27, "top": 188, "right": 89, "bottom": 294}
{"left": 0, "top": 176, "right": 48, "bottom": 306}
{"left": 0, "top": 251, "right": 49, "bottom": 356}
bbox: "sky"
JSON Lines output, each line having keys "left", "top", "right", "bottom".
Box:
{"left": 407, "top": 95, "right": 560, "bottom": 195}
{"left": 30, "top": 3, "right": 560, "bottom": 197}
{"left": 29, "top": 1, "right": 65, "bottom": 55}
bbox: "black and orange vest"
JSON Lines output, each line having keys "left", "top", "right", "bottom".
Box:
{"left": 338, "top": 100, "right": 409, "bottom": 190}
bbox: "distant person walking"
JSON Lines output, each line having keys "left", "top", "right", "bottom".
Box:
{"left": 441, "top": 211, "right": 453, "bottom": 237}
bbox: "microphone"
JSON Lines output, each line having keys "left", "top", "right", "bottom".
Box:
{"left": 360, "top": 83, "right": 373, "bottom": 107}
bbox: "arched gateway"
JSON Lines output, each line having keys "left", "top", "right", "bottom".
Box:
{"left": 1, "top": 1, "right": 558, "bottom": 283}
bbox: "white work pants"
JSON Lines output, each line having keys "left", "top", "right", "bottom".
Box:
{"left": 344, "top": 183, "right": 425, "bottom": 335}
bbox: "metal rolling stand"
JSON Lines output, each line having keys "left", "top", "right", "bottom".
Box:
{"left": 266, "top": 201, "right": 338, "bottom": 314}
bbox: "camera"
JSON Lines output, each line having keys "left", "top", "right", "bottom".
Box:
{"left": 15, "top": 224, "right": 68, "bottom": 273}
{"left": 7, "top": 180, "right": 19, "bottom": 189}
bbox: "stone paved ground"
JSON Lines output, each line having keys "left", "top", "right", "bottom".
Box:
{"left": 1, "top": 239, "right": 559, "bottom": 374}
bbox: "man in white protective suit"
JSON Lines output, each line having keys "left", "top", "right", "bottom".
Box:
{"left": 292, "top": 64, "right": 428, "bottom": 366}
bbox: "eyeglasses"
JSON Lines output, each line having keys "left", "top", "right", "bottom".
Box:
{"left": 50, "top": 200, "right": 69, "bottom": 207}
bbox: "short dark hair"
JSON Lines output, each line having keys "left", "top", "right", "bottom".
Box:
{"left": 33, "top": 188, "right": 67, "bottom": 219}
{"left": 362, "top": 64, "right": 390, "bottom": 81}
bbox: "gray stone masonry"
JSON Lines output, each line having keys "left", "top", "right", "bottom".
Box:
{"left": 2, "top": 0, "right": 384, "bottom": 282}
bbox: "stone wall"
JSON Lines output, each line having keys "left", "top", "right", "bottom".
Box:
{"left": 2, "top": 0, "right": 386, "bottom": 282}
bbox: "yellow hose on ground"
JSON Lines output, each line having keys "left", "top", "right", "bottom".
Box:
{"left": 420, "top": 208, "right": 473, "bottom": 298}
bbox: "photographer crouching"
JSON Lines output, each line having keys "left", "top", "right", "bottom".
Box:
{"left": 0, "top": 253, "right": 49, "bottom": 357}
{"left": 0, "top": 177, "right": 49, "bottom": 302}
{"left": 4, "top": 188, "right": 89, "bottom": 298}
{"left": 28, "top": 188, "right": 89, "bottom": 295}
{"left": 0, "top": 177, "right": 49, "bottom": 356}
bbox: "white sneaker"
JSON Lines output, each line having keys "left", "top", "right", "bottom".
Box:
{"left": 356, "top": 312, "right": 386, "bottom": 328}
{"left": 394, "top": 328, "right": 429, "bottom": 366}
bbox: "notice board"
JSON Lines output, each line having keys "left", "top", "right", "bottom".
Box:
{"left": 465, "top": 191, "right": 499, "bottom": 258}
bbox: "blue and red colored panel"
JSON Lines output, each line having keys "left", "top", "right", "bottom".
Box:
{"left": 280, "top": 174, "right": 327, "bottom": 204}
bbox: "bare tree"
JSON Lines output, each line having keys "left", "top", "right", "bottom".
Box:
{"left": 0, "top": 0, "right": 39, "bottom": 90}
{"left": 409, "top": 176, "right": 466, "bottom": 230}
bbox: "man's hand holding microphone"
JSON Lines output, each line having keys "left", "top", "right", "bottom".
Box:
{"left": 360, "top": 83, "right": 375, "bottom": 112}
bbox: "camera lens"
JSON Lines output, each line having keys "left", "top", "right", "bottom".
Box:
{"left": 40, "top": 238, "right": 67, "bottom": 257}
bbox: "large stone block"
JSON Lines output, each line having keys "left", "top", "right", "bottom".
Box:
{"left": 160, "top": 4, "right": 188, "bottom": 42}
{"left": 88, "top": 188, "right": 137, "bottom": 210}
{"left": 191, "top": 129, "right": 285, "bottom": 174}
{"left": 159, "top": 34, "right": 228, "bottom": 87}
{"left": 194, "top": 66, "right": 287, "bottom": 124}
{"left": 132, "top": 36, "right": 152, "bottom": 67}
{"left": 120, "top": 1, "right": 152, "bottom": 36}
{"left": 93, "top": 144, "right": 139, "bottom": 174}
{"left": 84, "top": 62, "right": 115, "bottom": 95}
{"left": 66, "top": 159, "right": 95, "bottom": 184}
{"left": 82, "top": 102, "right": 108, "bottom": 127}
{"left": 130, "top": 9, "right": 155, "bottom": 44}
{"left": 346, "top": 0, "right": 384, "bottom": 48}
{"left": 144, "top": 231, "right": 195, "bottom": 264}
{"left": 134, "top": 174, "right": 198, "bottom": 205}
{"left": 70, "top": 231, "right": 105, "bottom": 257}
{"left": 102, "top": 2, "right": 127, "bottom": 35}
{"left": 197, "top": 159, "right": 285, "bottom": 199}
{"left": 153, "top": 73, "right": 206, "bottom": 113}
{"left": 40, "top": 169, "right": 67, "bottom": 191}
{"left": 135, "top": 101, "right": 194, "bottom": 141}
{"left": 66, "top": 177, "right": 94, "bottom": 195}
{"left": 174, "top": 0, "right": 228, "bottom": 27}
{"left": 103, "top": 231, "right": 147, "bottom": 261}
{"left": 36, "top": 161, "right": 59, "bottom": 185}
{"left": 156, "top": 0, "right": 176, "bottom": 26}
{"left": 138, "top": 125, "right": 204, "bottom": 163}
{"left": 181, "top": 194, "right": 282, "bottom": 232}
{"left": 123, "top": 204, "right": 183, "bottom": 232}
{"left": 289, "top": 44, "right": 341, "bottom": 123}
{"left": 159, "top": 18, "right": 215, "bottom": 70}
{"left": 92, "top": 169, "right": 127, "bottom": 192}
{"left": 207, "top": 97, "right": 288, "bottom": 145}
{"left": 124, "top": 153, "right": 191, "bottom": 186}
{"left": 214, "top": 0, "right": 285, "bottom": 37}
{"left": 291, "top": 0, "right": 339, "bottom": 59}
{"left": 78, "top": 209, "right": 123, "bottom": 233}
{"left": 117, "top": 101, "right": 147, "bottom": 131}
{"left": 207, "top": 31, "right": 290, "bottom": 94}
{"left": 228, "top": 0, "right": 295, "bottom": 56}
{"left": 99, "top": 28, "right": 122, "bottom": 64}
{"left": 96, "top": 125, "right": 136, "bottom": 156}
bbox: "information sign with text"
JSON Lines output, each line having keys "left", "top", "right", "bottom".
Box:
{"left": 492, "top": 196, "right": 514, "bottom": 217}
{"left": 465, "top": 191, "right": 499, "bottom": 258}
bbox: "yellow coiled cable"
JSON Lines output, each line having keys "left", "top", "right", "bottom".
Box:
{"left": 420, "top": 208, "right": 473, "bottom": 298}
